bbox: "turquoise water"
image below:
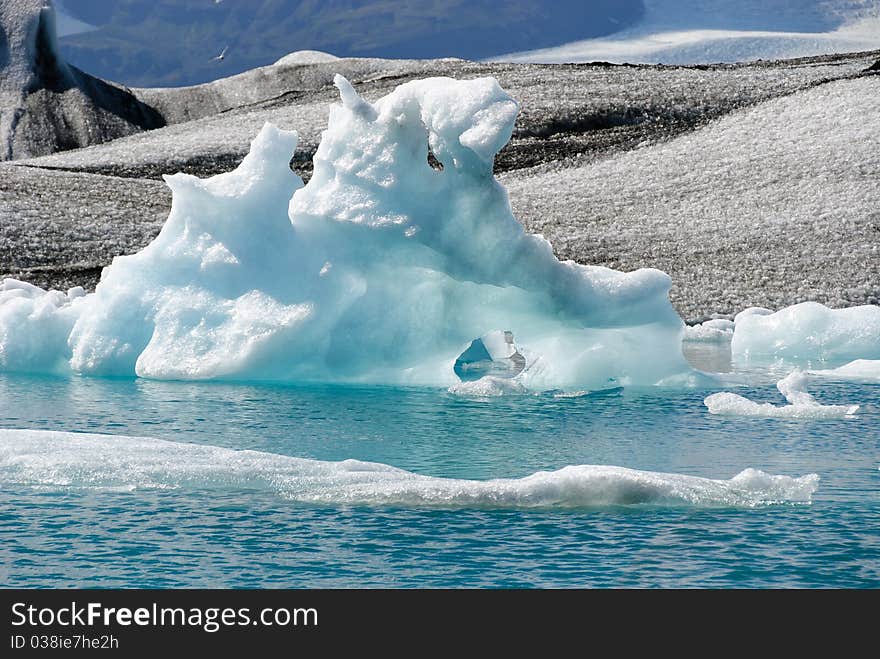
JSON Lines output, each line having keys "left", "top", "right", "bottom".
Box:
{"left": 0, "top": 367, "right": 877, "bottom": 588}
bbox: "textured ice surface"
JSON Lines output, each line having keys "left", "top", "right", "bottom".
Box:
{"left": 810, "top": 359, "right": 880, "bottom": 383}
{"left": 0, "top": 429, "right": 820, "bottom": 508}
{"left": 705, "top": 370, "right": 860, "bottom": 419}
{"left": 732, "top": 302, "right": 880, "bottom": 365}
{"left": 499, "top": 0, "right": 880, "bottom": 65}
{"left": 0, "top": 76, "right": 688, "bottom": 389}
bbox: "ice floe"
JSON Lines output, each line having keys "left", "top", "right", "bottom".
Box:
{"left": 0, "top": 429, "right": 820, "bottom": 508}
{"left": 704, "top": 369, "right": 860, "bottom": 419}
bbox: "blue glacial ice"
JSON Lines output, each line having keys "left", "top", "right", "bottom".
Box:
{"left": 0, "top": 75, "right": 688, "bottom": 390}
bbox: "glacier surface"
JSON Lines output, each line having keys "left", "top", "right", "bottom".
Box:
{"left": 0, "top": 429, "right": 820, "bottom": 508}
{"left": 0, "top": 75, "right": 688, "bottom": 390}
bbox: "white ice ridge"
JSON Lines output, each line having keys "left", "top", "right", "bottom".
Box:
{"left": 0, "top": 75, "right": 688, "bottom": 390}
{"left": 704, "top": 370, "right": 860, "bottom": 419}
{"left": 0, "top": 429, "right": 819, "bottom": 508}
{"left": 732, "top": 302, "right": 880, "bottom": 365}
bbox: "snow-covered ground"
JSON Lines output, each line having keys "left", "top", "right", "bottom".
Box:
{"left": 498, "top": 0, "right": 880, "bottom": 65}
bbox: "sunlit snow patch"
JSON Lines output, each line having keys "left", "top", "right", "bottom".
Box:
{"left": 0, "top": 429, "right": 819, "bottom": 508}
{"left": 705, "top": 369, "right": 859, "bottom": 419}
{"left": 0, "top": 75, "right": 687, "bottom": 390}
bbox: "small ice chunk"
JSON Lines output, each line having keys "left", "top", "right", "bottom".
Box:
{"left": 447, "top": 376, "right": 529, "bottom": 397}
{"left": 704, "top": 369, "right": 859, "bottom": 419}
{"left": 684, "top": 318, "right": 734, "bottom": 343}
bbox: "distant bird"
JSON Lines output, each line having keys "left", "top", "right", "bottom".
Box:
{"left": 211, "top": 45, "right": 229, "bottom": 62}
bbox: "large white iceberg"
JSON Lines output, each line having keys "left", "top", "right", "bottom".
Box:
{"left": 0, "top": 75, "right": 688, "bottom": 389}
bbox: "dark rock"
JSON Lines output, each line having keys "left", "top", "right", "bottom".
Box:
{"left": 0, "top": 0, "right": 164, "bottom": 160}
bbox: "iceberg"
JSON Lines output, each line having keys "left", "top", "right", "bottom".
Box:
{"left": 0, "top": 75, "right": 688, "bottom": 390}
{"left": 704, "top": 369, "right": 859, "bottom": 419}
{"left": 0, "top": 429, "right": 820, "bottom": 508}
{"left": 732, "top": 301, "right": 880, "bottom": 366}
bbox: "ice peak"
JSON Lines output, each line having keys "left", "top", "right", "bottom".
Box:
{"left": 333, "top": 74, "right": 377, "bottom": 119}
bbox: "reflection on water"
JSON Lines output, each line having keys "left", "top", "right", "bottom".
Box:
{"left": 683, "top": 341, "right": 733, "bottom": 373}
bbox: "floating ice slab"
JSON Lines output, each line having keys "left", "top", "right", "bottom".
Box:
{"left": 705, "top": 370, "right": 859, "bottom": 419}
{"left": 732, "top": 302, "right": 880, "bottom": 365}
{"left": 0, "top": 429, "right": 819, "bottom": 508}
{"left": 0, "top": 75, "right": 688, "bottom": 390}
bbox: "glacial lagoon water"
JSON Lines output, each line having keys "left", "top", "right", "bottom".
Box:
{"left": 0, "top": 358, "right": 877, "bottom": 588}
